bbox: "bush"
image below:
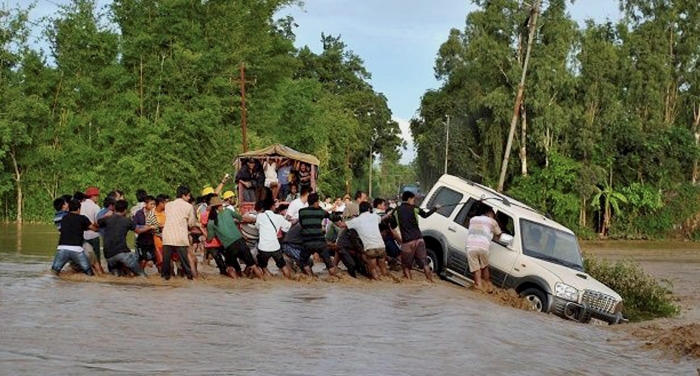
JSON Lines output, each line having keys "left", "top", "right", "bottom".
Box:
{"left": 584, "top": 255, "right": 679, "bottom": 322}
{"left": 626, "top": 183, "right": 700, "bottom": 238}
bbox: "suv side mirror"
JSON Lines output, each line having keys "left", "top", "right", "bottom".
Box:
{"left": 498, "top": 233, "right": 514, "bottom": 247}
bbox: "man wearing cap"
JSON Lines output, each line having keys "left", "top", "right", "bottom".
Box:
{"left": 197, "top": 187, "right": 216, "bottom": 219}
{"left": 236, "top": 158, "right": 264, "bottom": 202}
{"left": 222, "top": 190, "right": 237, "bottom": 211}
{"left": 81, "top": 187, "right": 102, "bottom": 265}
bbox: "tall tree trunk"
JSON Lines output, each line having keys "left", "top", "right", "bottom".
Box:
{"left": 664, "top": 23, "right": 678, "bottom": 126}
{"left": 9, "top": 148, "right": 22, "bottom": 224}
{"left": 139, "top": 57, "right": 144, "bottom": 120}
{"left": 603, "top": 196, "right": 610, "bottom": 236}
{"left": 344, "top": 146, "right": 351, "bottom": 195}
{"left": 519, "top": 102, "right": 528, "bottom": 176}
{"left": 544, "top": 126, "right": 551, "bottom": 167}
{"left": 497, "top": 0, "right": 540, "bottom": 192}
{"left": 693, "top": 105, "right": 700, "bottom": 184}
{"left": 579, "top": 197, "right": 587, "bottom": 228}
{"left": 155, "top": 55, "right": 166, "bottom": 122}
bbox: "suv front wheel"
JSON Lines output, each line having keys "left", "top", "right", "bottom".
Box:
{"left": 416, "top": 248, "right": 440, "bottom": 275}
{"left": 521, "top": 287, "right": 548, "bottom": 312}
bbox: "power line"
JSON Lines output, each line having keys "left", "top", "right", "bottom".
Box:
{"left": 35, "top": 0, "right": 63, "bottom": 7}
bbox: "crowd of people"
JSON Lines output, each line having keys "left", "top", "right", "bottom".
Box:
{"left": 50, "top": 162, "right": 443, "bottom": 283}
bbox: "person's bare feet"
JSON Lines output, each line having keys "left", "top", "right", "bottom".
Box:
{"left": 226, "top": 267, "right": 238, "bottom": 279}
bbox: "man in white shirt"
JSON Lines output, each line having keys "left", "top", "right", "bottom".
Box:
{"left": 256, "top": 200, "right": 292, "bottom": 279}
{"left": 80, "top": 187, "right": 102, "bottom": 265}
{"left": 346, "top": 201, "right": 389, "bottom": 280}
{"left": 285, "top": 186, "right": 310, "bottom": 223}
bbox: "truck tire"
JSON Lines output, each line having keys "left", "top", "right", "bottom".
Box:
{"left": 521, "top": 287, "right": 547, "bottom": 313}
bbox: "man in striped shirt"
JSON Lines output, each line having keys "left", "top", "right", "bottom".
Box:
{"left": 298, "top": 193, "right": 341, "bottom": 277}
{"left": 466, "top": 206, "right": 502, "bottom": 292}
{"left": 162, "top": 186, "right": 198, "bottom": 280}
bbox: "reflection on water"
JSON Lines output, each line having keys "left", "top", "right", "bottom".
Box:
{"left": 0, "top": 223, "right": 59, "bottom": 258}
{"left": 0, "top": 225, "right": 697, "bottom": 375}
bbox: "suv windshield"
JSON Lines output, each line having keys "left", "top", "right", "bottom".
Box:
{"left": 520, "top": 219, "right": 584, "bottom": 271}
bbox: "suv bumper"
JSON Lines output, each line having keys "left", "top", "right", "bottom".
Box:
{"left": 552, "top": 297, "right": 627, "bottom": 325}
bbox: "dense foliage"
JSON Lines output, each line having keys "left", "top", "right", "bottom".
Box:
{"left": 413, "top": 0, "right": 700, "bottom": 238}
{"left": 0, "top": 0, "right": 414, "bottom": 222}
{"left": 584, "top": 256, "right": 679, "bottom": 321}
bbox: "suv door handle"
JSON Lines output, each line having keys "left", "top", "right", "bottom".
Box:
{"left": 448, "top": 226, "right": 457, "bottom": 232}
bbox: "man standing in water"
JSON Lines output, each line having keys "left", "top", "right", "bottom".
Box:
{"left": 466, "top": 207, "right": 502, "bottom": 292}
{"left": 206, "top": 197, "right": 264, "bottom": 279}
{"left": 98, "top": 200, "right": 154, "bottom": 276}
{"left": 51, "top": 199, "right": 98, "bottom": 276}
{"left": 345, "top": 202, "right": 389, "bottom": 280}
{"left": 256, "top": 200, "right": 293, "bottom": 279}
{"left": 161, "top": 186, "right": 198, "bottom": 280}
{"left": 81, "top": 187, "right": 102, "bottom": 266}
{"left": 392, "top": 191, "right": 439, "bottom": 282}
{"left": 298, "top": 193, "right": 341, "bottom": 277}
{"left": 133, "top": 195, "right": 157, "bottom": 270}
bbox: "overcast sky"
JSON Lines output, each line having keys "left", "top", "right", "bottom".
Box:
{"left": 25, "top": 0, "right": 623, "bottom": 163}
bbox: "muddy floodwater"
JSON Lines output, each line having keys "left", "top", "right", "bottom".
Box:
{"left": 1, "top": 225, "right": 698, "bottom": 375}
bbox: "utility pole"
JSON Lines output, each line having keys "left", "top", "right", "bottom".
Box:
{"left": 444, "top": 115, "right": 451, "bottom": 175}
{"left": 497, "top": 0, "right": 540, "bottom": 193}
{"left": 232, "top": 62, "right": 255, "bottom": 152}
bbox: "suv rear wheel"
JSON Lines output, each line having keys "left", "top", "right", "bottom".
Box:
{"left": 521, "top": 288, "right": 547, "bottom": 312}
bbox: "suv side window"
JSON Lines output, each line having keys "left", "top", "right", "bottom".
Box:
{"left": 454, "top": 198, "right": 479, "bottom": 228}
{"left": 426, "top": 187, "right": 463, "bottom": 218}
{"left": 495, "top": 210, "right": 515, "bottom": 236}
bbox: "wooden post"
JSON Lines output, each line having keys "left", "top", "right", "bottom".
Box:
{"left": 240, "top": 63, "right": 248, "bottom": 152}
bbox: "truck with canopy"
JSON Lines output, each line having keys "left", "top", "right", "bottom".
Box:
{"left": 233, "top": 144, "right": 320, "bottom": 212}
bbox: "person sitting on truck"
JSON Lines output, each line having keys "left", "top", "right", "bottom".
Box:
{"left": 236, "top": 158, "right": 264, "bottom": 202}
{"left": 465, "top": 206, "right": 502, "bottom": 293}
{"left": 277, "top": 159, "right": 293, "bottom": 200}
{"left": 285, "top": 184, "right": 300, "bottom": 202}
{"left": 296, "top": 162, "right": 312, "bottom": 192}
{"left": 391, "top": 191, "right": 440, "bottom": 282}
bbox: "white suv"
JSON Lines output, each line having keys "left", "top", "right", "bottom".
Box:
{"left": 419, "top": 175, "right": 625, "bottom": 325}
